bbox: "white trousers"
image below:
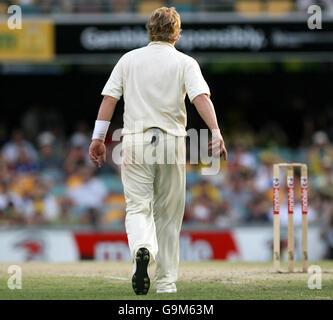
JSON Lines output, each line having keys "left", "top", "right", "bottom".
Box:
{"left": 121, "top": 128, "right": 186, "bottom": 288}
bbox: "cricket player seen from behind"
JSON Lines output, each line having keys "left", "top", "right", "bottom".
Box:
{"left": 89, "top": 7, "right": 228, "bottom": 295}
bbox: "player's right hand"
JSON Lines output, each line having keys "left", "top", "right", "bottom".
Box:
{"left": 89, "top": 139, "right": 106, "bottom": 168}
{"left": 209, "top": 131, "right": 228, "bottom": 161}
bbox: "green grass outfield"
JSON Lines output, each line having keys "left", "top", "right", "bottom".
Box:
{"left": 0, "top": 261, "right": 332, "bottom": 300}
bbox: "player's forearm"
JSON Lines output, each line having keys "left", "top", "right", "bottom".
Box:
{"left": 193, "top": 94, "right": 220, "bottom": 133}
{"left": 92, "top": 95, "right": 118, "bottom": 141}
{"left": 96, "top": 95, "right": 118, "bottom": 121}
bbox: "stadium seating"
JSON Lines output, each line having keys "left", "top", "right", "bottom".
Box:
{"left": 170, "top": 0, "right": 197, "bottom": 13}
{"left": 235, "top": 0, "right": 263, "bottom": 15}
{"left": 137, "top": 0, "right": 165, "bottom": 13}
{"left": 0, "top": 2, "right": 7, "bottom": 14}
{"left": 266, "top": 0, "right": 294, "bottom": 15}
{"left": 0, "top": 0, "right": 317, "bottom": 14}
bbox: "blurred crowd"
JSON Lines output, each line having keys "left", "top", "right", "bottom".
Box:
{"left": 0, "top": 0, "right": 332, "bottom": 15}
{"left": 0, "top": 113, "right": 333, "bottom": 237}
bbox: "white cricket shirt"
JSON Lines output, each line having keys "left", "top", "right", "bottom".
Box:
{"left": 102, "top": 41, "right": 210, "bottom": 136}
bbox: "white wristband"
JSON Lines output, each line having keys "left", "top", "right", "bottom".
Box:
{"left": 92, "top": 120, "right": 110, "bottom": 142}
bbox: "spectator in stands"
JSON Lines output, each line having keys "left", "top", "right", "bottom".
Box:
{"left": 312, "top": 154, "right": 333, "bottom": 196}
{"left": 0, "top": 153, "right": 10, "bottom": 182}
{"left": 66, "top": 165, "right": 108, "bottom": 225}
{"left": 64, "top": 131, "right": 90, "bottom": 175}
{"left": 102, "top": 193, "right": 126, "bottom": 227}
{"left": 215, "top": 199, "right": 233, "bottom": 227}
{"left": 308, "top": 131, "right": 333, "bottom": 175}
{"left": 254, "top": 151, "right": 281, "bottom": 192}
{"left": 221, "top": 169, "right": 253, "bottom": 222}
{"left": 21, "top": 178, "right": 61, "bottom": 225}
{"left": 191, "top": 178, "right": 222, "bottom": 202}
{"left": 187, "top": 194, "right": 217, "bottom": 224}
{"left": 227, "top": 138, "right": 256, "bottom": 173}
{"left": 69, "top": 121, "right": 91, "bottom": 151}
{"left": 322, "top": 211, "right": 333, "bottom": 259}
{"left": 13, "top": 146, "right": 38, "bottom": 173}
{"left": 37, "top": 131, "right": 63, "bottom": 172}
{"left": 247, "top": 193, "right": 270, "bottom": 222}
{"left": 1, "top": 129, "right": 38, "bottom": 169}
{"left": 0, "top": 180, "right": 25, "bottom": 226}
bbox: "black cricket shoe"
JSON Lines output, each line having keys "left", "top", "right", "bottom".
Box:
{"left": 132, "top": 247, "right": 150, "bottom": 295}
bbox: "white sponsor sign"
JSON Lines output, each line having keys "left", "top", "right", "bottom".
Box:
{"left": 0, "top": 226, "right": 327, "bottom": 262}
{"left": 0, "top": 230, "right": 79, "bottom": 262}
{"left": 234, "top": 225, "right": 326, "bottom": 262}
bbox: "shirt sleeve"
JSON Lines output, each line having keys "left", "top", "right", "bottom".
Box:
{"left": 184, "top": 58, "right": 211, "bottom": 103}
{"left": 101, "top": 56, "right": 124, "bottom": 100}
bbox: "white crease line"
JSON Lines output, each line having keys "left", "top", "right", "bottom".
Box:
{"left": 104, "top": 276, "right": 129, "bottom": 281}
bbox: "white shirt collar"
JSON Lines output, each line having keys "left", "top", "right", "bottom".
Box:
{"left": 148, "top": 41, "right": 175, "bottom": 49}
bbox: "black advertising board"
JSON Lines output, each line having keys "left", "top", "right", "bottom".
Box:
{"left": 55, "top": 18, "right": 333, "bottom": 56}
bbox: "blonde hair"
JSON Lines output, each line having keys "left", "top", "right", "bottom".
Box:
{"left": 146, "top": 7, "right": 182, "bottom": 43}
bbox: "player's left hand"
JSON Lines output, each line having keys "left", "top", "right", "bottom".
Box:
{"left": 89, "top": 139, "right": 106, "bottom": 168}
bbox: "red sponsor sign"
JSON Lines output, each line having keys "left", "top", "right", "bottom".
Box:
{"left": 74, "top": 233, "right": 128, "bottom": 259}
{"left": 73, "top": 231, "right": 239, "bottom": 261}
{"left": 182, "top": 231, "right": 239, "bottom": 260}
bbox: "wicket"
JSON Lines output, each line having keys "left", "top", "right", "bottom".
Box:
{"left": 273, "top": 163, "right": 308, "bottom": 273}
